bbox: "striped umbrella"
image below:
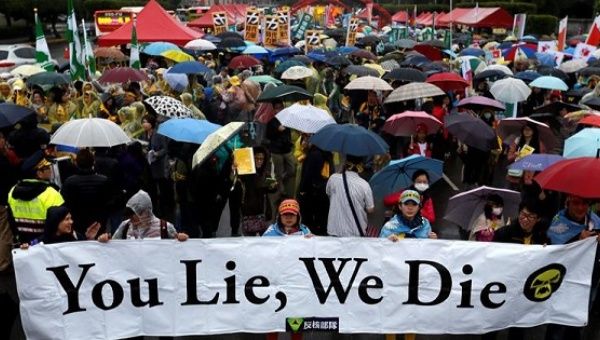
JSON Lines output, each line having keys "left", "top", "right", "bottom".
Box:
{"left": 384, "top": 82, "right": 445, "bottom": 103}
{"left": 344, "top": 76, "right": 393, "bottom": 91}
{"left": 380, "top": 59, "right": 400, "bottom": 71}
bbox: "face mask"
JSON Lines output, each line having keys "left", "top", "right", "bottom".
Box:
{"left": 483, "top": 113, "right": 492, "bottom": 119}
{"left": 492, "top": 207, "right": 503, "bottom": 216}
{"left": 414, "top": 183, "right": 429, "bottom": 192}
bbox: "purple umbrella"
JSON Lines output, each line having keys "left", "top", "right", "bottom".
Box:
{"left": 508, "top": 154, "right": 564, "bottom": 172}
{"left": 457, "top": 96, "right": 506, "bottom": 111}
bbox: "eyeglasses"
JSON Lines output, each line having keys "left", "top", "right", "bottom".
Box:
{"left": 519, "top": 210, "right": 538, "bottom": 221}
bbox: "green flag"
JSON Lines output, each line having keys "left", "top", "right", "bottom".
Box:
{"left": 130, "top": 17, "right": 140, "bottom": 70}
{"left": 34, "top": 9, "right": 54, "bottom": 71}
{"left": 82, "top": 19, "right": 96, "bottom": 77}
{"left": 67, "top": 0, "right": 85, "bottom": 80}
{"left": 444, "top": 30, "right": 451, "bottom": 50}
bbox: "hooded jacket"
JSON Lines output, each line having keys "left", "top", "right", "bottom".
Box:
{"left": 112, "top": 190, "right": 177, "bottom": 239}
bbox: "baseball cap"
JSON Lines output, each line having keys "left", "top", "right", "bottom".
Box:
{"left": 400, "top": 190, "right": 421, "bottom": 205}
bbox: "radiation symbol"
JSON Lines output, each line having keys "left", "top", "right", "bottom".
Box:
{"left": 523, "top": 264, "right": 566, "bottom": 302}
{"left": 287, "top": 317, "right": 304, "bottom": 332}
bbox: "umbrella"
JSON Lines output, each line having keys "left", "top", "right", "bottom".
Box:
{"left": 281, "top": 66, "right": 314, "bottom": 80}
{"left": 228, "top": 55, "right": 261, "bottom": 69}
{"left": 257, "top": 85, "right": 313, "bottom": 102}
{"left": 275, "top": 103, "right": 336, "bottom": 133}
{"left": 521, "top": 35, "right": 538, "bottom": 43}
{"left": 474, "top": 69, "right": 507, "bottom": 82}
{"left": 26, "top": 72, "right": 70, "bottom": 87}
{"left": 537, "top": 66, "right": 569, "bottom": 83}
{"left": 396, "top": 39, "right": 416, "bottom": 49}
{"left": 384, "top": 82, "right": 445, "bottom": 104}
{"left": 271, "top": 47, "right": 301, "bottom": 57}
{"left": 565, "top": 88, "right": 592, "bottom": 102}
{"left": 94, "top": 47, "right": 128, "bottom": 60}
{"left": 582, "top": 97, "right": 600, "bottom": 110}
{"left": 98, "top": 67, "right": 148, "bottom": 84}
{"left": 218, "top": 37, "right": 246, "bottom": 49}
{"left": 184, "top": 39, "right": 217, "bottom": 51}
{"left": 382, "top": 68, "right": 427, "bottom": 82}
{"left": 535, "top": 157, "right": 600, "bottom": 199}
{"left": 202, "top": 35, "right": 221, "bottom": 43}
{"left": 401, "top": 55, "right": 431, "bottom": 67}
{"left": 350, "top": 49, "right": 377, "bottom": 60}
{"left": 357, "top": 36, "right": 381, "bottom": 45}
{"left": 0, "top": 103, "right": 36, "bottom": 128}
{"left": 343, "top": 65, "right": 380, "bottom": 77}
{"left": 369, "top": 155, "right": 443, "bottom": 199}
{"left": 380, "top": 60, "right": 401, "bottom": 72}
{"left": 248, "top": 75, "right": 282, "bottom": 85}
{"left": 559, "top": 59, "right": 587, "bottom": 73}
{"left": 580, "top": 67, "right": 600, "bottom": 77}
{"left": 242, "top": 45, "right": 269, "bottom": 55}
{"left": 143, "top": 96, "right": 193, "bottom": 118}
{"left": 460, "top": 48, "right": 486, "bottom": 57}
{"left": 163, "top": 71, "right": 188, "bottom": 92}
{"left": 529, "top": 76, "right": 569, "bottom": 91}
{"left": 290, "top": 55, "right": 312, "bottom": 65}
{"left": 457, "top": 96, "right": 505, "bottom": 111}
{"left": 50, "top": 117, "right": 130, "bottom": 148}
{"left": 10, "top": 65, "right": 45, "bottom": 77}
{"left": 309, "top": 124, "right": 389, "bottom": 156}
{"left": 444, "top": 186, "right": 521, "bottom": 230}
{"left": 161, "top": 50, "right": 195, "bottom": 63}
{"left": 496, "top": 117, "right": 558, "bottom": 151}
{"left": 508, "top": 154, "right": 564, "bottom": 171}
{"left": 535, "top": 52, "right": 556, "bottom": 67}
{"left": 324, "top": 55, "right": 352, "bottom": 67}
{"left": 344, "top": 76, "right": 393, "bottom": 91}
{"left": 580, "top": 115, "right": 600, "bottom": 127}
{"left": 533, "top": 101, "right": 581, "bottom": 115}
{"left": 157, "top": 118, "right": 221, "bottom": 144}
{"left": 192, "top": 122, "right": 245, "bottom": 168}
{"left": 563, "top": 128, "right": 600, "bottom": 158}
{"left": 514, "top": 71, "right": 542, "bottom": 83}
{"left": 143, "top": 42, "right": 180, "bottom": 56}
{"left": 414, "top": 44, "right": 443, "bottom": 61}
{"left": 274, "top": 60, "right": 306, "bottom": 73}
{"left": 216, "top": 31, "right": 243, "bottom": 40}
{"left": 490, "top": 78, "right": 531, "bottom": 103}
{"left": 444, "top": 113, "right": 497, "bottom": 151}
{"left": 363, "top": 64, "right": 386, "bottom": 77}
{"left": 169, "top": 61, "right": 211, "bottom": 75}
{"left": 422, "top": 40, "right": 446, "bottom": 49}
{"left": 503, "top": 44, "right": 536, "bottom": 61}
{"left": 483, "top": 64, "right": 513, "bottom": 76}
{"left": 382, "top": 111, "right": 442, "bottom": 137}
{"left": 426, "top": 72, "right": 469, "bottom": 92}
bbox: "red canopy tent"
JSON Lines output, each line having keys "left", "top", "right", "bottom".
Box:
{"left": 187, "top": 4, "right": 248, "bottom": 28}
{"left": 391, "top": 11, "right": 409, "bottom": 23}
{"left": 97, "top": 0, "right": 201, "bottom": 46}
{"left": 454, "top": 7, "right": 513, "bottom": 28}
{"left": 417, "top": 12, "right": 433, "bottom": 26}
{"left": 436, "top": 8, "right": 471, "bottom": 27}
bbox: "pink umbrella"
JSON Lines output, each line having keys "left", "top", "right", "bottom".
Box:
{"left": 383, "top": 111, "right": 443, "bottom": 137}
{"left": 457, "top": 95, "right": 506, "bottom": 111}
{"left": 497, "top": 117, "right": 558, "bottom": 151}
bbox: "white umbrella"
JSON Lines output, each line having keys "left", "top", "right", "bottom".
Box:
{"left": 275, "top": 103, "right": 336, "bottom": 133}
{"left": 558, "top": 59, "right": 587, "bottom": 73}
{"left": 281, "top": 66, "right": 314, "bottom": 80}
{"left": 344, "top": 76, "right": 393, "bottom": 91}
{"left": 483, "top": 64, "right": 513, "bottom": 76}
{"left": 10, "top": 64, "right": 45, "bottom": 77}
{"left": 192, "top": 122, "right": 245, "bottom": 168}
{"left": 490, "top": 78, "right": 531, "bottom": 103}
{"left": 184, "top": 39, "right": 217, "bottom": 51}
{"left": 50, "top": 117, "right": 130, "bottom": 148}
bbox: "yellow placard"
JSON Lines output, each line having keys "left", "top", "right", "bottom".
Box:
{"left": 276, "top": 10, "right": 290, "bottom": 46}
{"left": 305, "top": 29, "right": 322, "bottom": 53}
{"left": 234, "top": 147, "right": 256, "bottom": 175}
{"left": 212, "top": 12, "right": 228, "bottom": 35}
{"left": 346, "top": 18, "right": 359, "bottom": 47}
{"left": 244, "top": 10, "right": 260, "bottom": 43}
{"left": 264, "top": 15, "right": 279, "bottom": 48}
{"left": 518, "top": 144, "right": 535, "bottom": 159}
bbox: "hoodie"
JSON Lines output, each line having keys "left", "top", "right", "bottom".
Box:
{"left": 112, "top": 190, "right": 177, "bottom": 239}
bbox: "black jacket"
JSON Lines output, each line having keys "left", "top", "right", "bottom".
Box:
{"left": 493, "top": 221, "right": 550, "bottom": 245}
{"left": 266, "top": 118, "right": 292, "bottom": 154}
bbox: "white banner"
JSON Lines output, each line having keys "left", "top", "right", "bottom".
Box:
{"left": 13, "top": 238, "right": 597, "bottom": 339}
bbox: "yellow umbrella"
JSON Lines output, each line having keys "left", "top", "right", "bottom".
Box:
{"left": 161, "top": 49, "right": 195, "bottom": 63}
{"left": 10, "top": 64, "right": 46, "bottom": 77}
{"left": 363, "top": 63, "right": 385, "bottom": 77}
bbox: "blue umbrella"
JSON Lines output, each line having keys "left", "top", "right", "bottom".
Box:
{"left": 307, "top": 51, "right": 329, "bottom": 62}
{"left": 243, "top": 45, "right": 269, "bottom": 55}
{"left": 169, "top": 61, "right": 211, "bottom": 75}
{"left": 157, "top": 118, "right": 221, "bottom": 144}
{"left": 535, "top": 52, "right": 556, "bottom": 66}
{"left": 337, "top": 46, "right": 360, "bottom": 55}
{"left": 369, "top": 155, "right": 444, "bottom": 198}
{"left": 163, "top": 71, "right": 188, "bottom": 92}
{"left": 0, "top": 103, "right": 36, "bottom": 128}
{"left": 142, "top": 42, "right": 180, "bottom": 56}
{"left": 460, "top": 48, "right": 485, "bottom": 57}
{"left": 203, "top": 35, "right": 222, "bottom": 43}
{"left": 508, "top": 154, "right": 564, "bottom": 172}
{"left": 271, "top": 47, "right": 301, "bottom": 57}
{"left": 564, "top": 46, "right": 576, "bottom": 55}
{"left": 529, "top": 76, "right": 569, "bottom": 91}
{"left": 563, "top": 128, "right": 600, "bottom": 158}
{"left": 514, "top": 71, "right": 542, "bottom": 83}
{"left": 274, "top": 59, "right": 306, "bottom": 73}
{"left": 309, "top": 124, "right": 389, "bottom": 156}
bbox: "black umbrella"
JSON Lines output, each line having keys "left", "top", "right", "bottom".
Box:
{"left": 421, "top": 39, "right": 445, "bottom": 49}
{"left": 580, "top": 67, "right": 600, "bottom": 77}
{"left": 323, "top": 28, "right": 346, "bottom": 40}
{"left": 514, "top": 71, "right": 541, "bottom": 83}
{"left": 0, "top": 103, "right": 36, "bottom": 129}
{"left": 257, "top": 85, "right": 313, "bottom": 102}
{"left": 357, "top": 36, "right": 381, "bottom": 45}
{"left": 537, "top": 66, "right": 569, "bottom": 82}
{"left": 401, "top": 55, "right": 431, "bottom": 67}
{"left": 203, "top": 34, "right": 222, "bottom": 43}
{"left": 216, "top": 31, "right": 243, "bottom": 40}
{"left": 474, "top": 69, "right": 506, "bottom": 81}
{"left": 421, "top": 61, "right": 449, "bottom": 73}
{"left": 383, "top": 68, "right": 426, "bottom": 82}
{"left": 380, "top": 51, "right": 405, "bottom": 63}
{"left": 26, "top": 72, "right": 70, "bottom": 87}
{"left": 533, "top": 101, "right": 581, "bottom": 115}
{"left": 529, "top": 113, "right": 562, "bottom": 132}
{"left": 324, "top": 55, "right": 352, "bottom": 67}
{"left": 564, "top": 87, "right": 591, "bottom": 103}
{"left": 395, "top": 39, "right": 416, "bottom": 49}
{"left": 343, "top": 65, "right": 380, "bottom": 77}
{"left": 581, "top": 97, "right": 600, "bottom": 110}
{"left": 218, "top": 37, "right": 245, "bottom": 49}
{"left": 445, "top": 113, "right": 497, "bottom": 151}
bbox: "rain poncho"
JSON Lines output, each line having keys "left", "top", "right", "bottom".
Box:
{"left": 118, "top": 106, "right": 144, "bottom": 139}
{"left": 76, "top": 91, "right": 101, "bottom": 119}
{"left": 379, "top": 214, "right": 432, "bottom": 239}
{"left": 547, "top": 209, "right": 600, "bottom": 244}
{"left": 112, "top": 190, "right": 177, "bottom": 239}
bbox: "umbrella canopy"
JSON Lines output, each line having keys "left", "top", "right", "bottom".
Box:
{"left": 457, "top": 96, "right": 505, "bottom": 111}
{"left": 344, "top": 76, "right": 393, "bottom": 91}
{"left": 502, "top": 44, "right": 536, "bottom": 61}
{"left": 558, "top": 59, "right": 587, "bottom": 73}
{"left": 529, "top": 76, "right": 569, "bottom": 91}
{"left": 459, "top": 48, "right": 485, "bottom": 57}
{"left": 535, "top": 157, "right": 600, "bottom": 199}
{"left": 274, "top": 60, "right": 306, "bottom": 73}
{"left": 184, "top": 39, "right": 217, "bottom": 51}
{"left": 275, "top": 103, "right": 336, "bottom": 134}
{"left": 309, "top": 124, "right": 389, "bottom": 156}
{"left": 218, "top": 37, "right": 246, "bottom": 49}
{"left": 514, "top": 71, "right": 542, "bottom": 83}
{"left": 143, "top": 96, "right": 193, "bottom": 118}
{"left": 343, "top": 65, "right": 380, "bottom": 77}
{"left": 257, "top": 85, "right": 313, "bottom": 102}
{"left": 369, "top": 155, "right": 443, "bottom": 199}
{"left": 242, "top": 45, "right": 269, "bottom": 55}
{"left": 380, "top": 59, "right": 401, "bottom": 72}
{"left": 490, "top": 78, "right": 531, "bottom": 103}
{"left": 444, "top": 113, "right": 497, "bottom": 151}
{"left": 228, "top": 55, "right": 261, "bottom": 69}
{"left": 483, "top": 64, "right": 513, "bottom": 76}
{"left": 508, "top": 153, "right": 564, "bottom": 171}
{"left": 537, "top": 66, "right": 569, "bottom": 83}
{"left": 496, "top": 117, "right": 558, "bottom": 151}
{"left": 533, "top": 101, "right": 581, "bottom": 115}
{"left": 563, "top": 128, "right": 600, "bottom": 158}
{"left": 401, "top": 55, "right": 431, "bottom": 67}
{"left": 414, "top": 44, "right": 443, "bottom": 61}
{"left": 281, "top": 66, "right": 314, "bottom": 80}
{"left": 271, "top": 47, "right": 301, "bottom": 57}
{"left": 0, "top": 103, "right": 36, "bottom": 128}
{"left": 473, "top": 69, "right": 507, "bottom": 82}
{"left": 384, "top": 82, "right": 445, "bottom": 104}
{"left": 26, "top": 72, "right": 70, "bottom": 87}
{"left": 248, "top": 75, "right": 282, "bottom": 85}
{"left": 580, "top": 67, "right": 600, "bottom": 77}
{"left": 157, "top": 118, "right": 221, "bottom": 144}
{"left": 444, "top": 186, "right": 521, "bottom": 230}
{"left": 382, "top": 68, "right": 427, "bottom": 82}
{"left": 163, "top": 72, "right": 188, "bottom": 92}
{"left": 94, "top": 47, "right": 128, "bottom": 60}
{"left": 426, "top": 72, "right": 469, "bottom": 92}
{"left": 290, "top": 55, "right": 312, "bottom": 65}
{"left": 582, "top": 97, "right": 600, "bottom": 110}
{"left": 98, "top": 67, "right": 149, "bottom": 84}
{"left": 169, "top": 61, "right": 211, "bottom": 75}
{"left": 50, "top": 118, "right": 130, "bottom": 148}
{"left": 143, "top": 42, "right": 180, "bottom": 56}
{"left": 580, "top": 115, "right": 600, "bottom": 127}
{"left": 350, "top": 49, "right": 377, "bottom": 60}
{"left": 10, "top": 65, "right": 45, "bottom": 77}
{"left": 363, "top": 64, "right": 386, "bottom": 77}
{"left": 216, "top": 31, "right": 243, "bottom": 40}
{"left": 383, "top": 111, "right": 443, "bottom": 136}
{"left": 192, "top": 122, "right": 245, "bottom": 168}
{"left": 396, "top": 39, "right": 416, "bottom": 49}
{"left": 324, "top": 55, "right": 352, "bottom": 67}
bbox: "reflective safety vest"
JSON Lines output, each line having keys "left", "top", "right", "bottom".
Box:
{"left": 7, "top": 180, "right": 64, "bottom": 243}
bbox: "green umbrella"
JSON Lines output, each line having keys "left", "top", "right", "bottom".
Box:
{"left": 257, "top": 85, "right": 313, "bottom": 102}
{"left": 248, "top": 75, "right": 283, "bottom": 85}
{"left": 274, "top": 60, "right": 306, "bottom": 73}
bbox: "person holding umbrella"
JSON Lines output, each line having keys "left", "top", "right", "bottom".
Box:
{"left": 506, "top": 123, "right": 546, "bottom": 189}
{"left": 407, "top": 123, "right": 433, "bottom": 158}
{"left": 383, "top": 169, "right": 436, "bottom": 224}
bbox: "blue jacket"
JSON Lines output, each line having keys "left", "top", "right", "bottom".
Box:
{"left": 547, "top": 209, "right": 600, "bottom": 244}
{"left": 379, "top": 214, "right": 432, "bottom": 239}
{"left": 262, "top": 222, "right": 311, "bottom": 236}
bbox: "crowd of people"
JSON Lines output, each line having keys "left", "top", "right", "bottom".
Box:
{"left": 1, "top": 29, "right": 600, "bottom": 340}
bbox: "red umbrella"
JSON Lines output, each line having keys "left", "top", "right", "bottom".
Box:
{"left": 350, "top": 49, "right": 377, "bottom": 60}
{"left": 383, "top": 111, "right": 443, "bottom": 137}
{"left": 414, "top": 44, "right": 443, "bottom": 61}
{"left": 496, "top": 117, "right": 558, "bottom": 151}
{"left": 535, "top": 157, "right": 600, "bottom": 199}
{"left": 228, "top": 55, "right": 262, "bottom": 69}
{"left": 426, "top": 72, "right": 469, "bottom": 92}
{"left": 98, "top": 67, "right": 149, "bottom": 84}
{"left": 579, "top": 115, "right": 600, "bottom": 128}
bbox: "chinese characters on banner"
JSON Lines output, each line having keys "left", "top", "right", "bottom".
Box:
{"left": 305, "top": 30, "right": 322, "bottom": 53}
{"left": 212, "top": 12, "right": 228, "bottom": 35}
{"left": 244, "top": 10, "right": 260, "bottom": 43}
{"left": 277, "top": 10, "right": 290, "bottom": 46}
{"left": 345, "top": 18, "right": 359, "bottom": 47}
{"left": 292, "top": 13, "right": 313, "bottom": 41}
{"left": 264, "top": 15, "right": 279, "bottom": 48}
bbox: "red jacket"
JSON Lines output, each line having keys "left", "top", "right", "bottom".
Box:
{"left": 407, "top": 142, "right": 432, "bottom": 158}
